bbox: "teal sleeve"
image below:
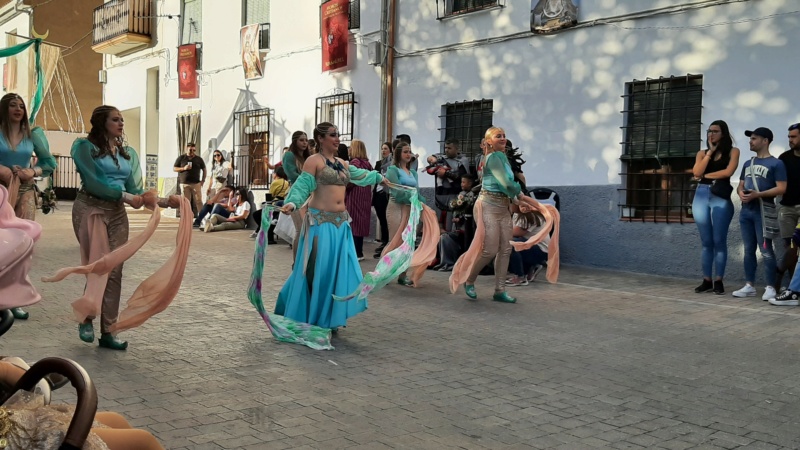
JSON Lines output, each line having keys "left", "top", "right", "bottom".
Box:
{"left": 486, "top": 152, "right": 521, "bottom": 198}
{"left": 348, "top": 165, "right": 383, "bottom": 186}
{"left": 124, "top": 146, "right": 145, "bottom": 195}
{"left": 30, "top": 127, "right": 56, "bottom": 177}
{"left": 284, "top": 171, "right": 316, "bottom": 206}
{"left": 282, "top": 152, "right": 301, "bottom": 184}
{"left": 71, "top": 139, "right": 123, "bottom": 201}
{"left": 386, "top": 166, "right": 414, "bottom": 204}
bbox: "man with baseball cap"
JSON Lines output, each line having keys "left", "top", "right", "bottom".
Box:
{"left": 733, "top": 127, "right": 786, "bottom": 300}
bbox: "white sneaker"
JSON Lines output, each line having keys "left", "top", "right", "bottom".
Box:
{"left": 762, "top": 286, "right": 777, "bottom": 301}
{"left": 732, "top": 284, "right": 756, "bottom": 298}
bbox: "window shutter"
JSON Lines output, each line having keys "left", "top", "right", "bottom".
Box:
{"left": 181, "top": 0, "right": 202, "bottom": 44}
{"left": 245, "top": 0, "right": 270, "bottom": 25}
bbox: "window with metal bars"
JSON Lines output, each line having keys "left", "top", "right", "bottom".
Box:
{"left": 437, "top": 0, "right": 503, "bottom": 18}
{"left": 316, "top": 91, "right": 356, "bottom": 143}
{"left": 180, "top": 0, "right": 202, "bottom": 44}
{"left": 319, "top": 0, "right": 360, "bottom": 29}
{"left": 619, "top": 74, "right": 704, "bottom": 223}
{"left": 233, "top": 108, "right": 272, "bottom": 188}
{"left": 242, "top": 0, "right": 270, "bottom": 49}
{"left": 439, "top": 99, "right": 494, "bottom": 168}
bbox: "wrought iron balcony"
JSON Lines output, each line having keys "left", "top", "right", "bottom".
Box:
{"left": 91, "top": 0, "right": 152, "bottom": 55}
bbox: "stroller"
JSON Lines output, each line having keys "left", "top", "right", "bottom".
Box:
{"left": 0, "top": 184, "right": 98, "bottom": 449}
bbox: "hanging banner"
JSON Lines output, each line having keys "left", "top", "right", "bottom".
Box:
{"left": 531, "top": 0, "right": 579, "bottom": 34}
{"left": 178, "top": 44, "right": 199, "bottom": 99}
{"left": 240, "top": 24, "right": 264, "bottom": 80}
{"left": 321, "top": 0, "right": 349, "bottom": 72}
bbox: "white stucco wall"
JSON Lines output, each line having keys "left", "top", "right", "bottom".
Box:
{"left": 102, "top": 0, "right": 800, "bottom": 190}
{"left": 394, "top": 0, "right": 800, "bottom": 187}
{"left": 0, "top": 5, "right": 33, "bottom": 106}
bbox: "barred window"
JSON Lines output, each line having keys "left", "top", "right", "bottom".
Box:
{"left": 180, "top": 0, "right": 202, "bottom": 44}
{"left": 439, "top": 0, "right": 502, "bottom": 18}
{"left": 242, "top": 0, "right": 270, "bottom": 50}
{"left": 439, "top": 99, "right": 494, "bottom": 167}
{"left": 316, "top": 91, "right": 356, "bottom": 143}
{"left": 619, "top": 74, "right": 703, "bottom": 223}
{"left": 233, "top": 108, "right": 272, "bottom": 188}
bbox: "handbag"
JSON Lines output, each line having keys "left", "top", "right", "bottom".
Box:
{"left": 748, "top": 157, "right": 781, "bottom": 240}
{"left": 710, "top": 179, "right": 733, "bottom": 198}
{"left": 274, "top": 212, "right": 296, "bottom": 244}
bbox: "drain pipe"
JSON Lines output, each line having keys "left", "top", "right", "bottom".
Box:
{"left": 385, "top": 0, "right": 396, "bottom": 143}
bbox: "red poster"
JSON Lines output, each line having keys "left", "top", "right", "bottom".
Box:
{"left": 321, "top": 0, "right": 349, "bottom": 72}
{"left": 178, "top": 44, "right": 199, "bottom": 99}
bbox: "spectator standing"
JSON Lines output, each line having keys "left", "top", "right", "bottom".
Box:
{"left": 733, "top": 127, "right": 786, "bottom": 300}
{"left": 173, "top": 142, "right": 206, "bottom": 218}
{"left": 775, "top": 122, "right": 800, "bottom": 292}
{"left": 346, "top": 140, "right": 373, "bottom": 260}
{"left": 282, "top": 131, "right": 311, "bottom": 258}
{"left": 206, "top": 149, "right": 230, "bottom": 198}
{"left": 691, "top": 120, "right": 740, "bottom": 295}
{"left": 373, "top": 141, "right": 392, "bottom": 257}
{"left": 428, "top": 138, "right": 470, "bottom": 231}
{"left": 338, "top": 143, "right": 350, "bottom": 161}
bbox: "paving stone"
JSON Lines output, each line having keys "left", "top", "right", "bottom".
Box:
{"left": 6, "top": 207, "right": 800, "bottom": 449}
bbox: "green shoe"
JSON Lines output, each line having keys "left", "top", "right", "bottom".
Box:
{"left": 78, "top": 322, "right": 95, "bottom": 343}
{"left": 397, "top": 275, "right": 413, "bottom": 286}
{"left": 98, "top": 333, "right": 128, "bottom": 350}
{"left": 492, "top": 291, "right": 517, "bottom": 303}
{"left": 464, "top": 284, "right": 477, "bottom": 299}
{"left": 11, "top": 307, "right": 29, "bottom": 320}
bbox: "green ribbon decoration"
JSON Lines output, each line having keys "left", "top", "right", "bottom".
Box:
{"left": 0, "top": 38, "right": 44, "bottom": 124}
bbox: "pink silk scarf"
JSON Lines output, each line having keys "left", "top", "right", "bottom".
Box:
{"left": 449, "top": 195, "right": 560, "bottom": 293}
{"left": 380, "top": 203, "right": 438, "bottom": 286}
{"left": 42, "top": 198, "right": 193, "bottom": 333}
{"left": 0, "top": 184, "right": 42, "bottom": 309}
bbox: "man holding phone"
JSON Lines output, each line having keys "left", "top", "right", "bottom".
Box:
{"left": 733, "top": 127, "right": 786, "bottom": 300}
{"left": 173, "top": 142, "right": 206, "bottom": 218}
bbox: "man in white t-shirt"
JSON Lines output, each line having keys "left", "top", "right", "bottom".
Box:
{"left": 204, "top": 187, "right": 251, "bottom": 232}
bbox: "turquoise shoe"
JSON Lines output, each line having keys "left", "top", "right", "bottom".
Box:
{"left": 464, "top": 284, "right": 477, "bottom": 299}
{"left": 78, "top": 322, "right": 95, "bottom": 343}
{"left": 11, "top": 307, "right": 29, "bottom": 320}
{"left": 98, "top": 333, "right": 128, "bottom": 350}
{"left": 398, "top": 275, "right": 413, "bottom": 286}
{"left": 492, "top": 291, "right": 517, "bottom": 303}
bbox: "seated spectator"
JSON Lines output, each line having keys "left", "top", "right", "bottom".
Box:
{"left": 433, "top": 174, "right": 477, "bottom": 272}
{"left": 251, "top": 167, "right": 289, "bottom": 240}
{"left": 203, "top": 187, "right": 250, "bottom": 232}
{"left": 506, "top": 210, "right": 549, "bottom": 286}
{"left": 0, "top": 360, "right": 165, "bottom": 449}
{"left": 193, "top": 185, "right": 234, "bottom": 228}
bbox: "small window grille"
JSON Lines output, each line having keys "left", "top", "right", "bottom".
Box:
{"left": 619, "top": 74, "right": 704, "bottom": 223}
{"left": 439, "top": 99, "right": 494, "bottom": 168}
{"left": 315, "top": 91, "right": 356, "bottom": 143}
{"left": 437, "top": 0, "right": 503, "bottom": 19}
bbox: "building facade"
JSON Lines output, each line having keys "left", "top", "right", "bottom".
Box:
{"left": 99, "top": 0, "right": 800, "bottom": 281}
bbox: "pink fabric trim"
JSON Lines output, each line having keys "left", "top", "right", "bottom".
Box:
{"left": 42, "top": 198, "right": 193, "bottom": 333}
{"left": 0, "top": 183, "right": 40, "bottom": 241}
{"left": 510, "top": 196, "right": 561, "bottom": 283}
{"left": 449, "top": 199, "right": 486, "bottom": 293}
{"left": 406, "top": 204, "right": 439, "bottom": 285}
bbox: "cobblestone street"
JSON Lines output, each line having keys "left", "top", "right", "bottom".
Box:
{"left": 3, "top": 204, "right": 800, "bottom": 449}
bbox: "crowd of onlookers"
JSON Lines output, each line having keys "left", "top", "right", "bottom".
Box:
{"left": 182, "top": 133, "right": 553, "bottom": 288}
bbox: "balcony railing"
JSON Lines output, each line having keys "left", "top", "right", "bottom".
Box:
{"left": 92, "top": 0, "right": 152, "bottom": 55}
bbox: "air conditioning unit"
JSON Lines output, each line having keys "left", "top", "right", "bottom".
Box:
{"left": 368, "top": 41, "right": 383, "bottom": 66}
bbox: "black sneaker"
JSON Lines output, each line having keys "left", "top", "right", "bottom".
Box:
{"left": 713, "top": 280, "right": 724, "bottom": 295}
{"left": 769, "top": 290, "right": 800, "bottom": 306}
{"left": 695, "top": 279, "right": 713, "bottom": 293}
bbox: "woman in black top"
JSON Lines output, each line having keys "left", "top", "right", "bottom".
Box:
{"left": 691, "top": 120, "right": 740, "bottom": 294}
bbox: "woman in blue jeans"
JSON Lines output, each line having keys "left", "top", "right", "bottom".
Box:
{"left": 691, "top": 120, "right": 740, "bottom": 294}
